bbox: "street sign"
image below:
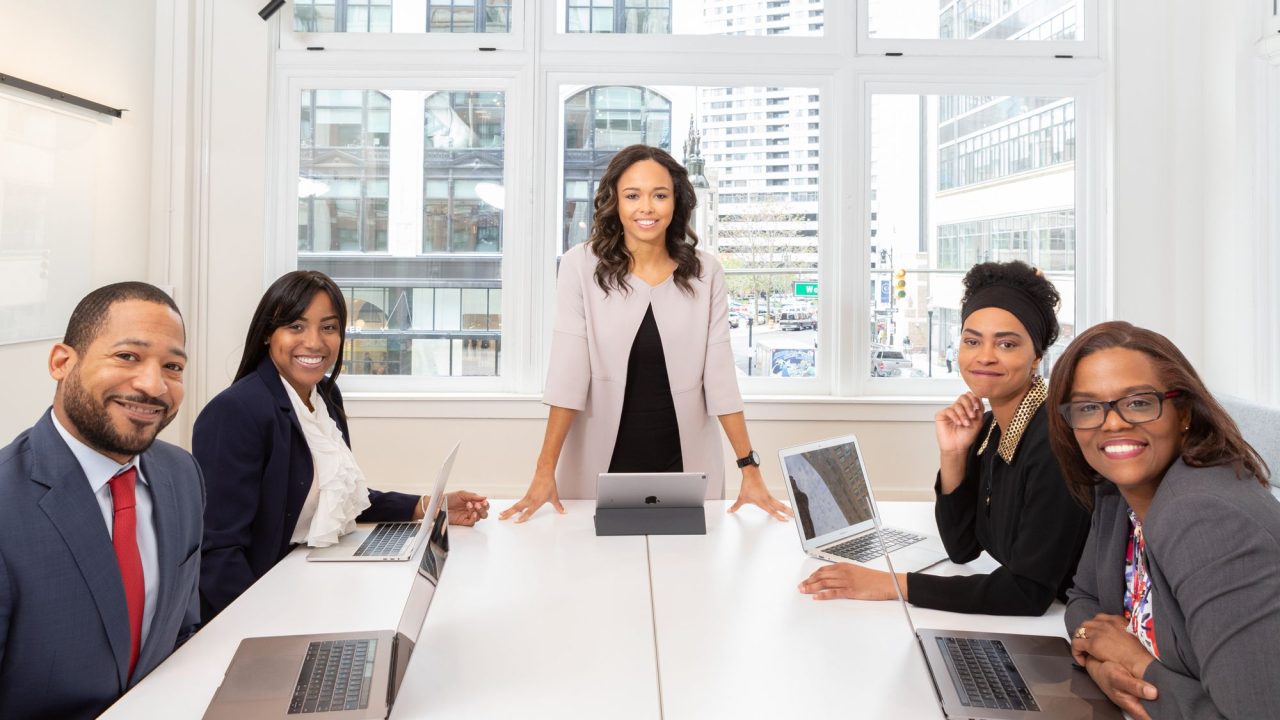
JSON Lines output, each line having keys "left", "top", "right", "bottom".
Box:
{"left": 879, "top": 280, "right": 890, "bottom": 304}
{"left": 793, "top": 281, "right": 818, "bottom": 297}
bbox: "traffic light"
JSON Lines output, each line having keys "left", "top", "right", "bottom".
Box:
{"left": 894, "top": 268, "right": 907, "bottom": 299}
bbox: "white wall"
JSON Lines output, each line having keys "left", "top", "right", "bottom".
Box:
{"left": 0, "top": 0, "right": 157, "bottom": 443}
{"left": 1111, "top": 0, "right": 1273, "bottom": 400}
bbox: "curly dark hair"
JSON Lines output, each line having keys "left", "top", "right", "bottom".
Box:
{"left": 588, "top": 144, "right": 702, "bottom": 296}
{"left": 1046, "top": 321, "right": 1270, "bottom": 509}
{"left": 960, "top": 260, "right": 1060, "bottom": 356}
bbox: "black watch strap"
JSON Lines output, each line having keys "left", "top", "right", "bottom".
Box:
{"left": 736, "top": 450, "right": 761, "bottom": 468}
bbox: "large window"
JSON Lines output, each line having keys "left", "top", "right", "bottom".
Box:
{"left": 868, "top": 93, "right": 1077, "bottom": 381}
{"left": 560, "top": 83, "right": 823, "bottom": 382}
{"left": 297, "top": 88, "right": 506, "bottom": 381}
{"left": 275, "top": 0, "right": 1102, "bottom": 397}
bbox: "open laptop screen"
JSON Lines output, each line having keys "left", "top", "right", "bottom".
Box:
{"left": 780, "top": 437, "right": 875, "bottom": 541}
{"left": 396, "top": 508, "right": 449, "bottom": 641}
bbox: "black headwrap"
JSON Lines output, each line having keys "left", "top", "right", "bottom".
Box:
{"left": 961, "top": 284, "right": 1054, "bottom": 356}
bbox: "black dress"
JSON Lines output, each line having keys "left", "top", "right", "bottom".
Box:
{"left": 608, "top": 305, "right": 683, "bottom": 473}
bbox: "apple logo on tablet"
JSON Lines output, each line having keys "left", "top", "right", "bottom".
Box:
{"left": 644, "top": 495, "right": 659, "bottom": 505}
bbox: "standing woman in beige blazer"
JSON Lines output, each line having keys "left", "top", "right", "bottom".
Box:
{"left": 501, "top": 145, "right": 792, "bottom": 523}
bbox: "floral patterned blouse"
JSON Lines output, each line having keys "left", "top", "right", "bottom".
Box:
{"left": 1124, "top": 508, "right": 1159, "bottom": 659}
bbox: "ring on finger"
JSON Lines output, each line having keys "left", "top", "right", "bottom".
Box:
{"left": 1073, "top": 626, "right": 1088, "bottom": 640}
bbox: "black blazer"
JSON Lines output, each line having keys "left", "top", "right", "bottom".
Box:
{"left": 0, "top": 411, "right": 204, "bottom": 719}
{"left": 193, "top": 357, "right": 417, "bottom": 619}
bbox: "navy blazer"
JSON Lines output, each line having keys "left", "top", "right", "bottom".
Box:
{"left": 0, "top": 410, "right": 204, "bottom": 720}
{"left": 194, "top": 357, "right": 417, "bottom": 619}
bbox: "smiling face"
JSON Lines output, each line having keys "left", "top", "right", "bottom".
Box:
{"left": 615, "top": 159, "right": 675, "bottom": 250}
{"left": 958, "top": 307, "right": 1040, "bottom": 406}
{"left": 1069, "top": 347, "right": 1189, "bottom": 500}
{"left": 267, "top": 290, "right": 342, "bottom": 400}
{"left": 50, "top": 300, "right": 186, "bottom": 463}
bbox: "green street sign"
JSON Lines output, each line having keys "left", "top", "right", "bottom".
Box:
{"left": 793, "top": 281, "right": 818, "bottom": 297}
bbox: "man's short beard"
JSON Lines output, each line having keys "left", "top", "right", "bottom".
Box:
{"left": 61, "top": 368, "right": 174, "bottom": 458}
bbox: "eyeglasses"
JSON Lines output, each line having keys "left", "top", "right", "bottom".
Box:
{"left": 1058, "top": 390, "right": 1183, "bottom": 430}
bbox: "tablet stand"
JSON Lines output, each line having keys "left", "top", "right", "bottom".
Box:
{"left": 593, "top": 507, "right": 706, "bottom": 536}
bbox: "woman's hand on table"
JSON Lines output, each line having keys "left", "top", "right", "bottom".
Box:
{"left": 797, "top": 563, "right": 906, "bottom": 601}
{"left": 446, "top": 490, "right": 490, "bottom": 526}
{"left": 498, "top": 466, "right": 565, "bottom": 523}
{"left": 728, "top": 466, "right": 793, "bottom": 521}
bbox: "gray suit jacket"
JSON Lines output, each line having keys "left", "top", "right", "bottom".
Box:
{"left": 1065, "top": 460, "right": 1280, "bottom": 719}
{"left": 0, "top": 410, "right": 205, "bottom": 720}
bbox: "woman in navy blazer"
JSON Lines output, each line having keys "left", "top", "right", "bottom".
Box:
{"left": 194, "top": 271, "right": 487, "bottom": 619}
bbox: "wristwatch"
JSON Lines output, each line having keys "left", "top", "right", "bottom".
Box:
{"left": 736, "top": 450, "right": 761, "bottom": 468}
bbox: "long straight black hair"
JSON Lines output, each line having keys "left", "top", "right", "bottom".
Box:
{"left": 233, "top": 271, "right": 348, "bottom": 394}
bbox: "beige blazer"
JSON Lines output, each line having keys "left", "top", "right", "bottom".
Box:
{"left": 544, "top": 243, "right": 744, "bottom": 499}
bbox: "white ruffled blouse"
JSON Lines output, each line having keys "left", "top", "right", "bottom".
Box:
{"left": 285, "top": 383, "right": 372, "bottom": 546}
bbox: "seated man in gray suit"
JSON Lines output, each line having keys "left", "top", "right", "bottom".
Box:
{"left": 0, "top": 282, "right": 205, "bottom": 719}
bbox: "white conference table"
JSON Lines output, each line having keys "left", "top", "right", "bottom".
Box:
{"left": 101, "top": 500, "right": 1071, "bottom": 719}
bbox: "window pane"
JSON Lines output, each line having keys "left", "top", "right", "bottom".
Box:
{"left": 562, "top": 0, "right": 822, "bottom": 36}
{"left": 869, "top": 94, "right": 1076, "bottom": 380}
{"left": 295, "top": 0, "right": 512, "bottom": 33}
{"left": 560, "top": 84, "right": 822, "bottom": 381}
{"left": 869, "top": 0, "right": 1080, "bottom": 41}
{"left": 298, "top": 88, "right": 504, "bottom": 379}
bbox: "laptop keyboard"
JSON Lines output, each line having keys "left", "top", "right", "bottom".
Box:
{"left": 354, "top": 521, "right": 419, "bottom": 558}
{"left": 938, "top": 637, "right": 1040, "bottom": 712}
{"left": 288, "top": 639, "right": 377, "bottom": 714}
{"left": 824, "top": 527, "right": 925, "bottom": 563}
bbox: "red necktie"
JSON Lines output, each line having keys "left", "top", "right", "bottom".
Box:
{"left": 109, "top": 466, "right": 144, "bottom": 680}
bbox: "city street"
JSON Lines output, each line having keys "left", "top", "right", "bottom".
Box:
{"left": 730, "top": 322, "right": 959, "bottom": 379}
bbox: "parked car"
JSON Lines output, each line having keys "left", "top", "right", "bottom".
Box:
{"left": 871, "top": 349, "right": 912, "bottom": 377}
{"left": 778, "top": 308, "right": 816, "bottom": 331}
{"left": 728, "top": 312, "right": 743, "bottom": 329}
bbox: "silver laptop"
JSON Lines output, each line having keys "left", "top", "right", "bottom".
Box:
{"left": 875, "top": 505, "right": 1122, "bottom": 719}
{"left": 778, "top": 435, "right": 947, "bottom": 573}
{"left": 308, "top": 442, "right": 459, "bottom": 562}
{"left": 204, "top": 505, "right": 450, "bottom": 719}
{"left": 596, "top": 472, "right": 708, "bottom": 508}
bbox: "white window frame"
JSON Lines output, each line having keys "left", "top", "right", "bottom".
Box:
{"left": 850, "top": 63, "right": 1107, "bottom": 398}
{"left": 263, "top": 1, "right": 1109, "bottom": 407}
{"left": 855, "top": 0, "right": 1100, "bottom": 59}
{"left": 279, "top": 0, "right": 529, "bottom": 52}
{"left": 269, "top": 58, "right": 535, "bottom": 394}
{"left": 542, "top": 69, "right": 839, "bottom": 397}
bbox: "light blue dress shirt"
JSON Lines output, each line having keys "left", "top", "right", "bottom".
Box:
{"left": 51, "top": 413, "right": 160, "bottom": 649}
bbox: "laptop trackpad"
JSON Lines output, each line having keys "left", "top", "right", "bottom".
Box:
{"left": 218, "top": 653, "right": 299, "bottom": 700}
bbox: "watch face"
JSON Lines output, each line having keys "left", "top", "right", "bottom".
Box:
{"left": 749, "top": 450, "right": 761, "bottom": 465}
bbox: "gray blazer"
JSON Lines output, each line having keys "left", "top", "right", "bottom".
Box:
{"left": 1065, "top": 460, "right": 1280, "bottom": 719}
{"left": 544, "top": 244, "right": 744, "bottom": 499}
{"left": 0, "top": 411, "right": 205, "bottom": 719}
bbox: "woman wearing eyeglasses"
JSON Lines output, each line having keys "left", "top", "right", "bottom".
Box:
{"left": 1047, "top": 321, "right": 1279, "bottom": 720}
{"left": 801, "top": 261, "right": 1091, "bottom": 615}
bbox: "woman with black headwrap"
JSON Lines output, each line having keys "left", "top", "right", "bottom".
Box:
{"left": 799, "top": 261, "right": 1091, "bottom": 615}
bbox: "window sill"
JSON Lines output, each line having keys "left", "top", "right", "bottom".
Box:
{"left": 342, "top": 392, "right": 947, "bottom": 422}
